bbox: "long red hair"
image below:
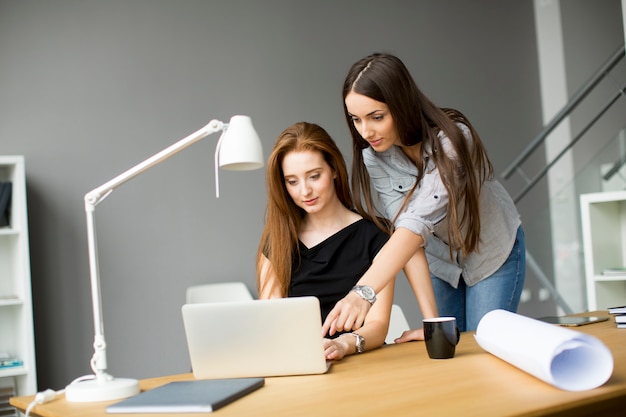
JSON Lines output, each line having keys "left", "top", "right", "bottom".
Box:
{"left": 256, "top": 122, "right": 355, "bottom": 296}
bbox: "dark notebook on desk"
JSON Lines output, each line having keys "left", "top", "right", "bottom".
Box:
{"left": 106, "top": 378, "right": 264, "bottom": 413}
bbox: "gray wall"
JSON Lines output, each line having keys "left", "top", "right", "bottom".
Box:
{"left": 0, "top": 0, "right": 543, "bottom": 390}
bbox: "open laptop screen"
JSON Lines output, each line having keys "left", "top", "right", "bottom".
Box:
{"left": 182, "top": 296, "right": 331, "bottom": 379}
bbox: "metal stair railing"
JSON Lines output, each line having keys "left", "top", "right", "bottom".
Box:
{"left": 502, "top": 42, "right": 625, "bottom": 193}
{"left": 501, "top": 43, "right": 625, "bottom": 315}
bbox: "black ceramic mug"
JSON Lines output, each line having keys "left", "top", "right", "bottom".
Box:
{"left": 423, "top": 317, "right": 460, "bottom": 359}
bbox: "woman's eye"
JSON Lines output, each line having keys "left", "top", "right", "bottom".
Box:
{"left": 286, "top": 180, "right": 297, "bottom": 186}
{"left": 310, "top": 174, "right": 320, "bottom": 180}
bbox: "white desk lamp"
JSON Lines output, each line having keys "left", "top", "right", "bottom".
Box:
{"left": 64, "top": 115, "right": 264, "bottom": 402}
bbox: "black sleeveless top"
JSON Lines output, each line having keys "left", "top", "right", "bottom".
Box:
{"left": 288, "top": 219, "right": 388, "bottom": 336}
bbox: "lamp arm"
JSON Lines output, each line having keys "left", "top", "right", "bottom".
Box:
{"left": 82, "top": 119, "right": 225, "bottom": 381}
{"left": 85, "top": 119, "right": 224, "bottom": 206}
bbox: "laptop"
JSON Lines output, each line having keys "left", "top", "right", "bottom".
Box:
{"left": 181, "top": 296, "right": 331, "bottom": 379}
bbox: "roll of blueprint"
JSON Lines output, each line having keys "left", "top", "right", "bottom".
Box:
{"left": 475, "top": 309, "right": 613, "bottom": 391}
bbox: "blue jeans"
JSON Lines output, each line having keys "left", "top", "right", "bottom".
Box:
{"left": 431, "top": 226, "right": 526, "bottom": 332}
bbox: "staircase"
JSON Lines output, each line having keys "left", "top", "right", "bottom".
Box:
{"left": 502, "top": 41, "right": 626, "bottom": 317}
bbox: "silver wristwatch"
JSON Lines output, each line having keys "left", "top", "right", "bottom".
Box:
{"left": 351, "top": 285, "right": 376, "bottom": 305}
{"left": 351, "top": 333, "right": 365, "bottom": 354}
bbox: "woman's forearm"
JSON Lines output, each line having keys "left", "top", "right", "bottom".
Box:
{"left": 403, "top": 249, "right": 439, "bottom": 318}
{"left": 357, "top": 227, "right": 425, "bottom": 293}
{"left": 321, "top": 229, "right": 422, "bottom": 336}
{"left": 257, "top": 255, "right": 283, "bottom": 299}
{"left": 339, "top": 280, "right": 395, "bottom": 354}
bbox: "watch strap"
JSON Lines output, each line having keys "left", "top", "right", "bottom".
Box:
{"left": 350, "top": 332, "right": 365, "bottom": 354}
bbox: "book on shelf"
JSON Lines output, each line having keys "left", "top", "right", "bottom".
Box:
{"left": 617, "top": 323, "right": 626, "bottom": 329}
{"left": 0, "top": 181, "right": 11, "bottom": 228}
{"left": 608, "top": 305, "right": 626, "bottom": 315}
{"left": 0, "top": 383, "right": 17, "bottom": 417}
{"left": 0, "top": 358, "right": 23, "bottom": 369}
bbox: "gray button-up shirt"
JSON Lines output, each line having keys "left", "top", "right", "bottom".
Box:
{"left": 363, "top": 125, "right": 521, "bottom": 288}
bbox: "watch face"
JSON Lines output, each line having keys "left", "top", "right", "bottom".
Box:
{"left": 352, "top": 285, "right": 376, "bottom": 304}
{"left": 361, "top": 286, "right": 375, "bottom": 298}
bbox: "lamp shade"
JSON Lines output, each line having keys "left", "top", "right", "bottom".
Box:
{"left": 218, "top": 115, "right": 264, "bottom": 170}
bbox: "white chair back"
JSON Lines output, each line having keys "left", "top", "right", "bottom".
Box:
{"left": 186, "top": 282, "right": 253, "bottom": 304}
{"left": 385, "top": 304, "right": 411, "bottom": 344}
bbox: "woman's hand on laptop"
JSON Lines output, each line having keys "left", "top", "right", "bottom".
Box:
{"left": 323, "top": 336, "right": 353, "bottom": 360}
{"left": 393, "top": 328, "right": 425, "bottom": 343}
{"left": 322, "top": 291, "right": 372, "bottom": 336}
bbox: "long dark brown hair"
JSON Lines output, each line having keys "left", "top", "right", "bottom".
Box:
{"left": 342, "top": 53, "right": 493, "bottom": 256}
{"left": 256, "top": 122, "right": 355, "bottom": 296}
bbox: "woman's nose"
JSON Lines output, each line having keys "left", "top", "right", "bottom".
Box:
{"left": 300, "top": 182, "right": 312, "bottom": 196}
{"left": 359, "top": 120, "right": 373, "bottom": 139}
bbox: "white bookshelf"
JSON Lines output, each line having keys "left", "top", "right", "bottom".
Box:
{"left": 0, "top": 156, "right": 36, "bottom": 396}
{"left": 580, "top": 190, "right": 626, "bottom": 311}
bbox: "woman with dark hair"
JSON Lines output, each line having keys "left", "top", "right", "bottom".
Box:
{"left": 323, "top": 53, "right": 525, "bottom": 337}
{"left": 257, "top": 121, "right": 402, "bottom": 360}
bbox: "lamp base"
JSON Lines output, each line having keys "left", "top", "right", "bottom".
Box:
{"left": 65, "top": 377, "right": 140, "bottom": 402}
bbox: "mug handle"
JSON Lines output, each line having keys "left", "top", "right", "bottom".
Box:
{"left": 454, "top": 326, "right": 460, "bottom": 345}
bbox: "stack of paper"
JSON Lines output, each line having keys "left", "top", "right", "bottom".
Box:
{"left": 608, "top": 305, "right": 626, "bottom": 329}
{"left": 602, "top": 268, "right": 626, "bottom": 276}
{"left": 475, "top": 309, "right": 613, "bottom": 391}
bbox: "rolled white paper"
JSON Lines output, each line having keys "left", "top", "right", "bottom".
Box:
{"left": 475, "top": 309, "right": 613, "bottom": 391}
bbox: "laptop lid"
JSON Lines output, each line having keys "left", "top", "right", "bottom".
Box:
{"left": 181, "top": 296, "right": 330, "bottom": 379}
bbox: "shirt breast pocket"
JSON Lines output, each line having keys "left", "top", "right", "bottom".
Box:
{"left": 390, "top": 175, "right": 416, "bottom": 193}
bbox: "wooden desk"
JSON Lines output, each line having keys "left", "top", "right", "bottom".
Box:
{"left": 11, "top": 311, "right": 626, "bottom": 417}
